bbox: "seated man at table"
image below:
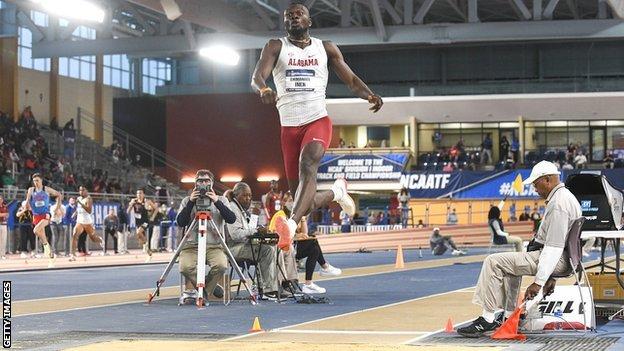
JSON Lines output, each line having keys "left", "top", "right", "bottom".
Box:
{"left": 225, "top": 182, "right": 287, "bottom": 300}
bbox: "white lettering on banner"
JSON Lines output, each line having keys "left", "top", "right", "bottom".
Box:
{"left": 318, "top": 156, "right": 404, "bottom": 181}
{"left": 499, "top": 182, "right": 539, "bottom": 197}
{"left": 400, "top": 174, "right": 452, "bottom": 190}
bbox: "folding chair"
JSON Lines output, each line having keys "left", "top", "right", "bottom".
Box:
{"left": 549, "top": 217, "right": 595, "bottom": 331}
{"left": 229, "top": 257, "right": 258, "bottom": 300}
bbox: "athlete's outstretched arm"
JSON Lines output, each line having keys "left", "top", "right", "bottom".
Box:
{"left": 323, "top": 41, "right": 383, "bottom": 112}
{"left": 251, "top": 39, "right": 282, "bottom": 104}
{"left": 24, "top": 188, "right": 33, "bottom": 210}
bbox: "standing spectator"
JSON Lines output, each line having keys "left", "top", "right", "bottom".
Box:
{"left": 117, "top": 202, "right": 129, "bottom": 254}
{"left": 398, "top": 188, "right": 410, "bottom": 228}
{"left": 63, "top": 197, "right": 77, "bottom": 256}
{"left": 500, "top": 136, "right": 510, "bottom": 162}
{"left": 446, "top": 208, "right": 458, "bottom": 225}
{"left": 0, "top": 196, "right": 8, "bottom": 259}
{"left": 339, "top": 138, "right": 346, "bottom": 148}
{"left": 574, "top": 151, "right": 587, "bottom": 169}
{"left": 510, "top": 137, "right": 520, "bottom": 163}
{"left": 263, "top": 180, "right": 282, "bottom": 222}
{"left": 339, "top": 210, "right": 351, "bottom": 233}
{"left": 519, "top": 207, "right": 530, "bottom": 221}
{"left": 16, "top": 201, "right": 34, "bottom": 258}
{"left": 104, "top": 209, "right": 119, "bottom": 254}
{"left": 480, "top": 134, "right": 493, "bottom": 164}
{"left": 49, "top": 199, "right": 66, "bottom": 256}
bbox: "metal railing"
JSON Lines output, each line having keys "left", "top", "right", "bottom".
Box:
{"left": 75, "top": 108, "right": 229, "bottom": 193}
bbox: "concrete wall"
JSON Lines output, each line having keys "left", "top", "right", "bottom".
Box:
{"left": 18, "top": 68, "right": 49, "bottom": 122}
{"left": 18, "top": 66, "right": 127, "bottom": 147}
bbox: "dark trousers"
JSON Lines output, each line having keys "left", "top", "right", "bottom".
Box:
{"left": 19, "top": 224, "right": 35, "bottom": 252}
{"left": 104, "top": 228, "right": 118, "bottom": 253}
{"left": 296, "top": 240, "right": 326, "bottom": 281}
{"left": 78, "top": 232, "right": 87, "bottom": 253}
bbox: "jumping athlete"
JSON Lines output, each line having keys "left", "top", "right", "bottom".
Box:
{"left": 69, "top": 186, "right": 103, "bottom": 261}
{"left": 251, "top": 3, "right": 383, "bottom": 248}
{"left": 24, "top": 173, "right": 62, "bottom": 258}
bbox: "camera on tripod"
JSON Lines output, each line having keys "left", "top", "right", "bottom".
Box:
{"left": 195, "top": 179, "right": 213, "bottom": 211}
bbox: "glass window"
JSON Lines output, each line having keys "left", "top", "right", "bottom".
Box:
{"left": 141, "top": 58, "right": 171, "bottom": 94}
{"left": 607, "top": 120, "right": 624, "bottom": 126}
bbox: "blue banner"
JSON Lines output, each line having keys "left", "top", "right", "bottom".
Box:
{"left": 399, "top": 171, "right": 493, "bottom": 198}
{"left": 400, "top": 168, "right": 624, "bottom": 199}
{"left": 450, "top": 169, "right": 624, "bottom": 199}
{"left": 317, "top": 153, "right": 409, "bottom": 181}
{"left": 453, "top": 169, "right": 538, "bottom": 199}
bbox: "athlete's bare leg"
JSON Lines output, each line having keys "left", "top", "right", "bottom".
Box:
{"left": 33, "top": 219, "right": 50, "bottom": 245}
{"left": 83, "top": 224, "right": 102, "bottom": 247}
{"left": 289, "top": 142, "right": 334, "bottom": 223}
{"left": 136, "top": 227, "right": 146, "bottom": 246}
{"left": 70, "top": 223, "right": 85, "bottom": 258}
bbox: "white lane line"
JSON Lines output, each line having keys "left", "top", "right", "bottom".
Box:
{"left": 275, "top": 330, "right": 429, "bottom": 335}
{"left": 14, "top": 299, "right": 150, "bottom": 318}
{"left": 223, "top": 285, "right": 476, "bottom": 342}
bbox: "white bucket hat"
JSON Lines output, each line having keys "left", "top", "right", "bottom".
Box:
{"left": 522, "top": 160, "right": 561, "bottom": 185}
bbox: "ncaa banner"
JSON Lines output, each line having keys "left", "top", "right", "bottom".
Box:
{"left": 399, "top": 171, "right": 492, "bottom": 198}
{"left": 317, "top": 153, "right": 409, "bottom": 182}
{"left": 452, "top": 169, "right": 540, "bottom": 199}
{"left": 91, "top": 202, "right": 122, "bottom": 229}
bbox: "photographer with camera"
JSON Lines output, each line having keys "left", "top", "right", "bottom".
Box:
{"left": 176, "top": 170, "right": 236, "bottom": 305}
{"left": 226, "top": 182, "right": 287, "bottom": 300}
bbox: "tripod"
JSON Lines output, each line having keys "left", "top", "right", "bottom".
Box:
{"left": 147, "top": 211, "right": 257, "bottom": 307}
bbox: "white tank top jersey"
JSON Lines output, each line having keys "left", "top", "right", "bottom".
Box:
{"left": 272, "top": 37, "right": 329, "bottom": 127}
{"left": 76, "top": 196, "right": 94, "bottom": 224}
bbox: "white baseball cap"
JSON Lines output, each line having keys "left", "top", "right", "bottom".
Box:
{"left": 522, "top": 160, "right": 561, "bottom": 185}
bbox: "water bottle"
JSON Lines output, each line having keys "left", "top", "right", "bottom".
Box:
{"left": 554, "top": 307, "right": 563, "bottom": 330}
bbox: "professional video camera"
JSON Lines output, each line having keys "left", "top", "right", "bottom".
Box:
{"left": 195, "top": 178, "right": 213, "bottom": 211}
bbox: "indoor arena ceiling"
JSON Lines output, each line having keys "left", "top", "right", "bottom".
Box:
{"left": 3, "top": 0, "right": 624, "bottom": 57}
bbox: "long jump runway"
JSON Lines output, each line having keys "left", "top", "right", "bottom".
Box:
{"left": 7, "top": 249, "right": 623, "bottom": 350}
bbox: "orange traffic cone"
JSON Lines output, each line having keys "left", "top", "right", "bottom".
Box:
{"left": 250, "top": 316, "right": 263, "bottom": 332}
{"left": 395, "top": 245, "right": 405, "bottom": 269}
{"left": 444, "top": 317, "right": 454, "bottom": 333}
{"left": 491, "top": 306, "right": 526, "bottom": 341}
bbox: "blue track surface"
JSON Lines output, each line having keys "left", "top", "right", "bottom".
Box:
{"left": 13, "top": 262, "right": 483, "bottom": 337}
{"left": 8, "top": 248, "right": 495, "bottom": 301}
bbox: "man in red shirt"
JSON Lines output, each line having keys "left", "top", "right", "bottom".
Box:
{"left": 263, "top": 180, "right": 282, "bottom": 221}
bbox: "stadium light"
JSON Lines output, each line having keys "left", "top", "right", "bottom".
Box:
{"left": 31, "top": 0, "right": 105, "bottom": 23}
{"left": 257, "top": 175, "right": 279, "bottom": 182}
{"left": 180, "top": 176, "right": 195, "bottom": 183}
{"left": 220, "top": 175, "right": 242, "bottom": 183}
{"left": 199, "top": 46, "right": 240, "bottom": 66}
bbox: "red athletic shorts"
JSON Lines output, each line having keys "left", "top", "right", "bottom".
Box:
{"left": 33, "top": 213, "right": 50, "bottom": 225}
{"left": 280, "top": 116, "right": 332, "bottom": 181}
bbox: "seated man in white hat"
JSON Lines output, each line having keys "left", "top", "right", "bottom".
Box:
{"left": 457, "top": 160, "right": 581, "bottom": 338}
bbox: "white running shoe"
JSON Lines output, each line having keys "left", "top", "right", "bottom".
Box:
{"left": 20, "top": 253, "right": 27, "bottom": 259}
{"left": 332, "top": 178, "right": 355, "bottom": 216}
{"left": 451, "top": 249, "right": 466, "bottom": 256}
{"left": 301, "top": 282, "right": 326, "bottom": 294}
{"left": 144, "top": 255, "right": 152, "bottom": 263}
{"left": 68, "top": 255, "right": 76, "bottom": 262}
{"left": 319, "top": 264, "right": 342, "bottom": 277}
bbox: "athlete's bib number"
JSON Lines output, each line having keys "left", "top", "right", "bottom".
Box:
{"left": 35, "top": 200, "right": 45, "bottom": 207}
{"left": 134, "top": 214, "right": 142, "bottom": 219}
